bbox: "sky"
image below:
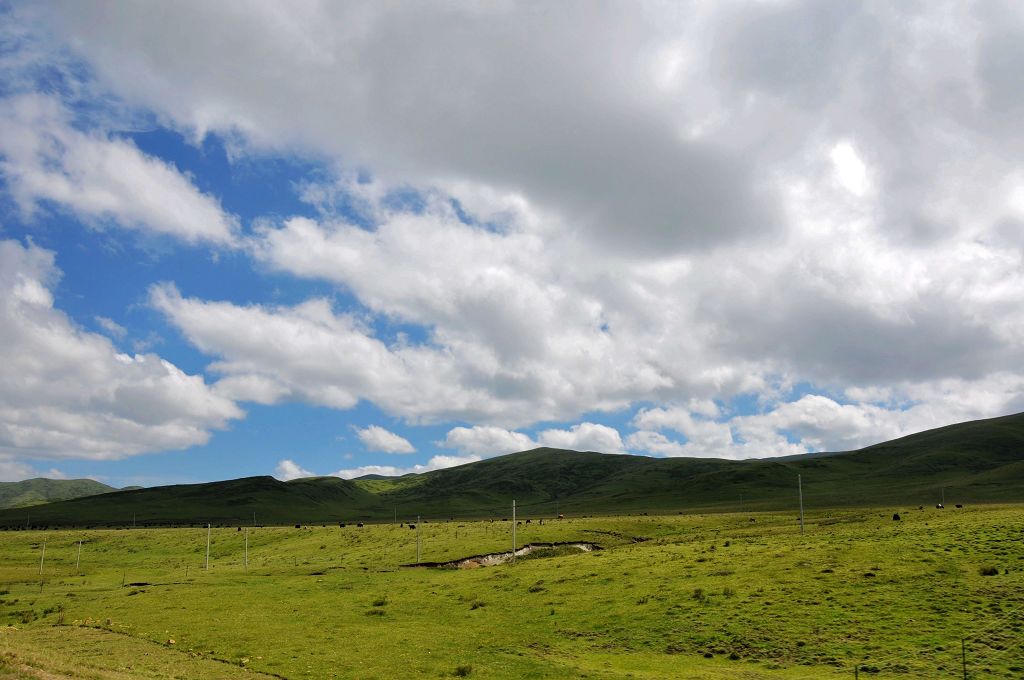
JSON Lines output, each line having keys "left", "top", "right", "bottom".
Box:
{"left": 2, "top": 1, "right": 1024, "bottom": 487}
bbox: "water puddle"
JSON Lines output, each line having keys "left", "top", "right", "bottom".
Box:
{"left": 408, "top": 542, "right": 600, "bottom": 569}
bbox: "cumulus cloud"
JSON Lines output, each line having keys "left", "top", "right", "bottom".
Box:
{"left": 37, "top": 1, "right": 782, "bottom": 256}
{"left": 0, "top": 94, "right": 238, "bottom": 245}
{"left": 0, "top": 460, "right": 37, "bottom": 482}
{"left": 333, "top": 454, "right": 479, "bottom": 480}
{"left": 13, "top": 1, "right": 1024, "bottom": 462}
{"left": 537, "top": 423, "right": 625, "bottom": 454}
{"left": 354, "top": 425, "right": 415, "bottom": 454}
{"left": 440, "top": 426, "right": 536, "bottom": 457}
{"left": 629, "top": 380, "right": 1024, "bottom": 459}
{"left": 274, "top": 459, "right": 313, "bottom": 481}
{"left": 94, "top": 316, "right": 127, "bottom": 340}
{"left": 0, "top": 240, "right": 243, "bottom": 460}
{"left": 149, "top": 281, "right": 526, "bottom": 424}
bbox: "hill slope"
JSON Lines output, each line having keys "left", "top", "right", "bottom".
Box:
{"left": 0, "top": 478, "right": 117, "bottom": 510}
{"left": 4, "top": 412, "right": 1024, "bottom": 527}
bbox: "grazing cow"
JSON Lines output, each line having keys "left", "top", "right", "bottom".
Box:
{"left": 892, "top": 513, "right": 901, "bottom": 521}
{"left": 918, "top": 506, "right": 924, "bottom": 510}
{"left": 357, "top": 523, "right": 364, "bottom": 527}
{"left": 409, "top": 524, "right": 416, "bottom": 530}
{"left": 955, "top": 504, "right": 963, "bottom": 509}
{"left": 935, "top": 504, "right": 944, "bottom": 509}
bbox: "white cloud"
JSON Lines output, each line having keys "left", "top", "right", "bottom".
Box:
{"left": 0, "top": 460, "right": 37, "bottom": 482}
{"left": 94, "top": 316, "right": 126, "bottom": 340}
{"left": 0, "top": 240, "right": 243, "bottom": 461}
{"left": 333, "top": 454, "right": 479, "bottom": 480}
{"left": 149, "top": 281, "right": 513, "bottom": 424}
{"left": 274, "top": 459, "right": 313, "bottom": 481}
{"left": 537, "top": 423, "right": 625, "bottom": 454}
{"left": 39, "top": 2, "right": 777, "bottom": 255}
{"left": 12, "top": 2, "right": 1024, "bottom": 462}
{"left": 625, "top": 430, "right": 690, "bottom": 458}
{"left": 440, "top": 426, "right": 536, "bottom": 456}
{"left": 829, "top": 141, "right": 870, "bottom": 197}
{"left": 629, "top": 379, "right": 1024, "bottom": 460}
{"left": 0, "top": 94, "right": 238, "bottom": 245}
{"left": 354, "top": 425, "right": 415, "bottom": 454}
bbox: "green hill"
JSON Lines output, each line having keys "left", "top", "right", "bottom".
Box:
{"left": 0, "top": 478, "right": 118, "bottom": 510}
{"left": 4, "top": 412, "right": 1024, "bottom": 527}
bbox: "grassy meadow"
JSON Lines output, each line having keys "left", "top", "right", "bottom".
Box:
{"left": 0, "top": 505, "right": 1021, "bottom": 679}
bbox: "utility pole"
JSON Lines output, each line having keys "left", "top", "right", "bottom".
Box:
{"left": 512, "top": 499, "right": 517, "bottom": 563}
{"left": 253, "top": 511, "right": 256, "bottom": 527}
{"left": 394, "top": 507, "right": 397, "bottom": 526}
{"left": 416, "top": 515, "right": 421, "bottom": 564}
{"left": 942, "top": 487, "right": 946, "bottom": 506}
{"left": 76, "top": 540, "right": 82, "bottom": 571}
{"left": 798, "top": 475, "right": 805, "bottom": 535}
{"left": 244, "top": 527, "right": 248, "bottom": 572}
{"left": 205, "top": 523, "right": 211, "bottom": 570}
{"left": 132, "top": 512, "right": 136, "bottom": 529}
{"left": 38, "top": 539, "right": 45, "bottom": 575}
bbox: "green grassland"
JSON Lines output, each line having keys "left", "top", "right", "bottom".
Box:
{"left": 1, "top": 505, "right": 1022, "bottom": 679}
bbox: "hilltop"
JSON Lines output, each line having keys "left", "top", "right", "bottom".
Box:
{"left": 3, "top": 411, "right": 1023, "bottom": 527}
{"left": 0, "top": 478, "right": 118, "bottom": 510}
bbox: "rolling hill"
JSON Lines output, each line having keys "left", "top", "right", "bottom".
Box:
{"left": 0, "top": 478, "right": 118, "bottom": 510}
{"left": 3, "top": 411, "right": 1024, "bottom": 527}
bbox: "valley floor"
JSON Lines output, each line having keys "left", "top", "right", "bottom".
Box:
{"left": 1, "top": 506, "right": 1022, "bottom": 678}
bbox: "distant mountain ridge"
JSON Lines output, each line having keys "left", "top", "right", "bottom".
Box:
{"left": 3, "top": 412, "right": 1024, "bottom": 527}
{"left": 0, "top": 478, "right": 118, "bottom": 510}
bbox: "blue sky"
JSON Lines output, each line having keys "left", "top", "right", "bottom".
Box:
{"left": 2, "top": 2, "right": 1024, "bottom": 487}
